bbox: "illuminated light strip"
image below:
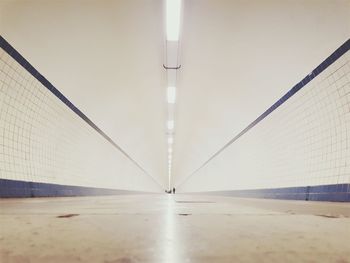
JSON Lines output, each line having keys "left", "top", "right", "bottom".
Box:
{"left": 167, "top": 86, "right": 176, "bottom": 103}
{"left": 168, "top": 137, "right": 174, "bottom": 144}
{"left": 165, "top": 0, "right": 183, "bottom": 190}
{"left": 166, "top": 0, "right": 182, "bottom": 41}
{"left": 167, "top": 120, "right": 174, "bottom": 130}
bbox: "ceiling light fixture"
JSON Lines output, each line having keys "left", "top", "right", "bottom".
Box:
{"left": 166, "top": 0, "right": 182, "bottom": 41}
{"left": 167, "top": 120, "right": 174, "bottom": 130}
{"left": 167, "top": 86, "right": 176, "bottom": 104}
{"left": 168, "top": 137, "right": 174, "bottom": 144}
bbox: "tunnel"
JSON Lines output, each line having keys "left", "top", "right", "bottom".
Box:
{"left": 0, "top": 0, "right": 350, "bottom": 262}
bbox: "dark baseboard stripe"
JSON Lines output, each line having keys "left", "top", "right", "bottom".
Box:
{"left": 0, "top": 179, "right": 150, "bottom": 198}
{"left": 190, "top": 184, "right": 350, "bottom": 202}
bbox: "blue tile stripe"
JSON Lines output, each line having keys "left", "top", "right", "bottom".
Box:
{"left": 0, "top": 179, "right": 148, "bottom": 198}
{"left": 194, "top": 184, "right": 350, "bottom": 202}
{"left": 178, "top": 38, "right": 350, "bottom": 188}
{"left": 0, "top": 35, "right": 162, "bottom": 189}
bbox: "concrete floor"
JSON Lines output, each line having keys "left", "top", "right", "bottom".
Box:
{"left": 0, "top": 195, "right": 349, "bottom": 263}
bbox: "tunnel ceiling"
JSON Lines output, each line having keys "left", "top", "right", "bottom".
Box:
{"left": 0, "top": 0, "right": 349, "bottom": 189}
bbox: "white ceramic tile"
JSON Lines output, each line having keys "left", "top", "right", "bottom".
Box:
{"left": 180, "top": 50, "right": 350, "bottom": 192}
{"left": 0, "top": 48, "right": 160, "bottom": 192}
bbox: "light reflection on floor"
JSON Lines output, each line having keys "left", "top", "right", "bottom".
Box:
{"left": 0, "top": 195, "right": 349, "bottom": 262}
{"left": 162, "top": 195, "right": 180, "bottom": 263}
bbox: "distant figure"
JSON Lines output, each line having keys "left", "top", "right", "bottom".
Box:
{"left": 173, "top": 187, "right": 176, "bottom": 194}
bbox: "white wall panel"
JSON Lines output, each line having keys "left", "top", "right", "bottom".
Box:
{"left": 0, "top": 45, "right": 161, "bottom": 193}
{"left": 178, "top": 49, "right": 350, "bottom": 192}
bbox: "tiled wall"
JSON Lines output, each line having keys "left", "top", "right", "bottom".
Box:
{"left": 178, "top": 40, "right": 350, "bottom": 201}
{"left": 0, "top": 36, "right": 161, "bottom": 196}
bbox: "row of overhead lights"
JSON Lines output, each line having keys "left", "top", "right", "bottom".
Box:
{"left": 166, "top": 86, "right": 176, "bottom": 188}
{"left": 165, "top": 0, "right": 181, "bottom": 189}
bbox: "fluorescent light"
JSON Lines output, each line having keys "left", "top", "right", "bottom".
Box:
{"left": 167, "top": 120, "right": 174, "bottom": 130}
{"left": 166, "top": 0, "right": 181, "bottom": 41}
{"left": 168, "top": 137, "right": 174, "bottom": 144}
{"left": 168, "top": 148, "right": 173, "bottom": 153}
{"left": 167, "top": 86, "right": 176, "bottom": 103}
